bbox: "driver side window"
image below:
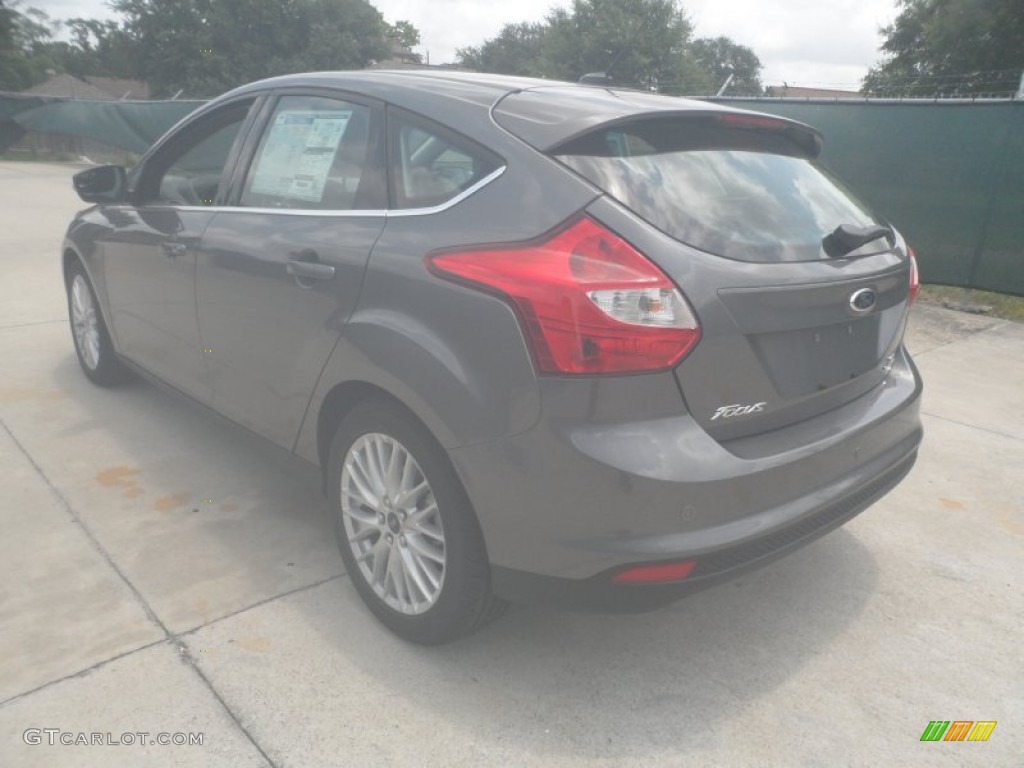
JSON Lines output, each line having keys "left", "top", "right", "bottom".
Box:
{"left": 141, "top": 102, "right": 252, "bottom": 206}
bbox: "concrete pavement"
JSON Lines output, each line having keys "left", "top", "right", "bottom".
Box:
{"left": 0, "top": 162, "right": 1021, "bottom": 767}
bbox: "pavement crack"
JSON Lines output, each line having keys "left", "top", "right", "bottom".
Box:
{"left": 0, "top": 417, "right": 279, "bottom": 768}
{"left": 920, "top": 411, "right": 1023, "bottom": 442}
{"left": 0, "top": 639, "right": 166, "bottom": 708}
{"left": 177, "top": 573, "right": 347, "bottom": 638}
{"left": 0, "top": 318, "right": 67, "bottom": 332}
{"left": 1, "top": 418, "right": 170, "bottom": 635}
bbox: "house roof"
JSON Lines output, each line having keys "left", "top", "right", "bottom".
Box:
{"left": 765, "top": 85, "right": 861, "bottom": 99}
{"left": 83, "top": 76, "right": 151, "bottom": 99}
{"left": 21, "top": 73, "right": 150, "bottom": 100}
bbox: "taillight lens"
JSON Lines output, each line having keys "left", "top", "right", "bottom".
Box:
{"left": 907, "top": 246, "right": 920, "bottom": 303}
{"left": 427, "top": 218, "right": 700, "bottom": 375}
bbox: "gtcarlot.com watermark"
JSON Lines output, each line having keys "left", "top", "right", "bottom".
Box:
{"left": 23, "top": 729, "right": 204, "bottom": 747}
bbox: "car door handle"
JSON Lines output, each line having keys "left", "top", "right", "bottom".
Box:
{"left": 161, "top": 241, "right": 188, "bottom": 258}
{"left": 287, "top": 252, "right": 335, "bottom": 282}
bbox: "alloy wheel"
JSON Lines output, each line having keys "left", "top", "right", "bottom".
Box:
{"left": 70, "top": 274, "right": 101, "bottom": 370}
{"left": 340, "top": 433, "right": 447, "bottom": 615}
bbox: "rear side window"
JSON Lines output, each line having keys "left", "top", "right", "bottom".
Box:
{"left": 554, "top": 117, "right": 885, "bottom": 262}
{"left": 389, "top": 111, "right": 501, "bottom": 209}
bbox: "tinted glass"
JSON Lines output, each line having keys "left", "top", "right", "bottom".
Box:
{"left": 391, "top": 114, "right": 500, "bottom": 209}
{"left": 555, "top": 118, "right": 885, "bottom": 262}
{"left": 240, "top": 96, "right": 383, "bottom": 210}
{"left": 151, "top": 113, "right": 248, "bottom": 206}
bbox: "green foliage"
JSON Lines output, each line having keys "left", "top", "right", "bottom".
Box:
{"left": 111, "top": 0, "right": 396, "bottom": 97}
{"left": 542, "top": 0, "right": 702, "bottom": 89}
{"left": 0, "top": 1, "right": 58, "bottom": 90}
{"left": 46, "top": 18, "right": 136, "bottom": 79}
{"left": 691, "top": 36, "right": 763, "bottom": 96}
{"left": 863, "top": 0, "right": 1024, "bottom": 97}
{"left": 455, "top": 0, "right": 757, "bottom": 95}
{"left": 389, "top": 20, "right": 419, "bottom": 50}
{"left": 2, "top": 0, "right": 421, "bottom": 98}
{"left": 456, "top": 22, "right": 546, "bottom": 77}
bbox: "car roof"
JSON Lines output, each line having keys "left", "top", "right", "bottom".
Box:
{"left": 221, "top": 69, "right": 546, "bottom": 108}
{"left": 214, "top": 70, "right": 823, "bottom": 157}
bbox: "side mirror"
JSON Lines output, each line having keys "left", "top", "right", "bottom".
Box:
{"left": 73, "top": 165, "right": 127, "bottom": 204}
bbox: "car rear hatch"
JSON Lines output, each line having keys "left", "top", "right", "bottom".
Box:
{"left": 494, "top": 88, "right": 915, "bottom": 442}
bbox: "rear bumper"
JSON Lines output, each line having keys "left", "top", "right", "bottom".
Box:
{"left": 447, "top": 347, "right": 923, "bottom": 609}
{"left": 491, "top": 449, "right": 917, "bottom": 612}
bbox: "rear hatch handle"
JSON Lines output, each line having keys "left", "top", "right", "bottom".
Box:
{"left": 822, "top": 224, "right": 893, "bottom": 259}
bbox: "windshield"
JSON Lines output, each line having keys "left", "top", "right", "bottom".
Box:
{"left": 554, "top": 118, "right": 886, "bottom": 263}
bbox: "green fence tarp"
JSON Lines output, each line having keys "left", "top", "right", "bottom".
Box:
{"left": 8, "top": 97, "right": 203, "bottom": 154}
{"left": 711, "top": 99, "right": 1024, "bottom": 296}
{"left": 3, "top": 93, "right": 1021, "bottom": 295}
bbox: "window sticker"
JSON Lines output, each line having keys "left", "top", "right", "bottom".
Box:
{"left": 249, "top": 110, "right": 352, "bottom": 202}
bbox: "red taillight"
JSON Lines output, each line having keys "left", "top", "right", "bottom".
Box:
{"left": 427, "top": 218, "right": 701, "bottom": 375}
{"left": 612, "top": 560, "right": 696, "bottom": 584}
{"left": 907, "top": 246, "right": 920, "bottom": 304}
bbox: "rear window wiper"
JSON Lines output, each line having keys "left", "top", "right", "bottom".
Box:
{"left": 822, "top": 223, "right": 893, "bottom": 259}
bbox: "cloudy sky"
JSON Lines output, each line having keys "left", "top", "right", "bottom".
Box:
{"left": 33, "top": 0, "right": 899, "bottom": 89}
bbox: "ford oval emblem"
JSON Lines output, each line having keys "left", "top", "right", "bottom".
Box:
{"left": 849, "top": 287, "right": 877, "bottom": 313}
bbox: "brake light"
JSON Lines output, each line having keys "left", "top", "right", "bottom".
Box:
{"left": 907, "top": 246, "right": 920, "bottom": 304}
{"left": 612, "top": 560, "right": 696, "bottom": 584}
{"left": 715, "top": 113, "right": 786, "bottom": 131}
{"left": 427, "top": 218, "right": 700, "bottom": 375}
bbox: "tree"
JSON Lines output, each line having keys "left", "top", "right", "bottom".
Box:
{"left": 388, "top": 19, "right": 419, "bottom": 50}
{"left": 691, "top": 36, "right": 762, "bottom": 95}
{"left": 0, "top": 1, "right": 57, "bottom": 90}
{"left": 111, "top": 0, "right": 401, "bottom": 97}
{"left": 3, "top": 0, "right": 421, "bottom": 97}
{"left": 456, "top": 22, "right": 547, "bottom": 77}
{"left": 45, "top": 18, "right": 136, "bottom": 78}
{"left": 540, "top": 0, "right": 703, "bottom": 91}
{"left": 863, "top": 0, "right": 1024, "bottom": 97}
{"left": 455, "top": 0, "right": 762, "bottom": 96}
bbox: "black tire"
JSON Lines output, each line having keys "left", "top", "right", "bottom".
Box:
{"left": 66, "top": 260, "right": 126, "bottom": 386}
{"left": 327, "top": 397, "right": 506, "bottom": 644}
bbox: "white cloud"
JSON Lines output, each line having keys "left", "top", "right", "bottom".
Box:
{"left": 32, "top": 0, "right": 900, "bottom": 89}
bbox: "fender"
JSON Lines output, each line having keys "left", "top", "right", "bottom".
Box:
{"left": 62, "top": 214, "right": 120, "bottom": 349}
{"left": 292, "top": 296, "right": 542, "bottom": 466}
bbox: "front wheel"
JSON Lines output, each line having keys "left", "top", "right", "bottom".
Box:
{"left": 327, "top": 398, "right": 506, "bottom": 644}
{"left": 66, "top": 261, "right": 126, "bottom": 386}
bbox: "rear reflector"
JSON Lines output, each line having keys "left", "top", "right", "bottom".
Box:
{"left": 612, "top": 560, "right": 696, "bottom": 584}
{"left": 427, "top": 217, "right": 700, "bottom": 375}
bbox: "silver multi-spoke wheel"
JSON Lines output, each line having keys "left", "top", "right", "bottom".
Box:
{"left": 340, "top": 433, "right": 446, "bottom": 615}
{"left": 70, "top": 274, "right": 101, "bottom": 370}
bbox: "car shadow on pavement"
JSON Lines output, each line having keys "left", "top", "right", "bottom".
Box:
{"left": 303, "top": 491, "right": 881, "bottom": 760}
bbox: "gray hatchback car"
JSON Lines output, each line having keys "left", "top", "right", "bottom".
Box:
{"left": 64, "top": 70, "right": 922, "bottom": 643}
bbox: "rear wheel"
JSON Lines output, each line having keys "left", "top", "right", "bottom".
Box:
{"left": 327, "top": 398, "right": 506, "bottom": 644}
{"left": 66, "top": 261, "right": 125, "bottom": 386}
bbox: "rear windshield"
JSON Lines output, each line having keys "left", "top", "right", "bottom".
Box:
{"left": 554, "top": 118, "right": 886, "bottom": 263}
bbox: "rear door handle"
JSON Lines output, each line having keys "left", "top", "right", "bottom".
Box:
{"left": 161, "top": 241, "right": 187, "bottom": 258}
{"left": 287, "top": 251, "right": 335, "bottom": 282}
